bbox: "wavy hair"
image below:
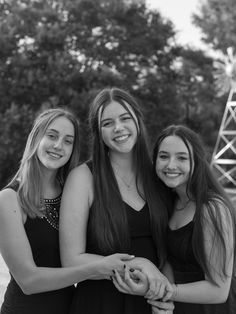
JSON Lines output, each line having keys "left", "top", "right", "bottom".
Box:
{"left": 88, "top": 87, "right": 170, "bottom": 267}
{"left": 8, "top": 108, "right": 80, "bottom": 218}
{"left": 153, "top": 124, "right": 236, "bottom": 282}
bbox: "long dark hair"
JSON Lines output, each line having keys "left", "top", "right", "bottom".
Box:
{"left": 153, "top": 124, "right": 236, "bottom": 282}
{"left": 88, "top": 87, "right": 169, "bottom": 267}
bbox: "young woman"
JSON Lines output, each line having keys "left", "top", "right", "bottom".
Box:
{"left": 59, "top": 87, "right": 172, "bottom": 314}
{"left": 149, "top": 125, "right": 236, "bottom": 313}
{"left": 0, "top": 108, "right": 134, "bottom": 314}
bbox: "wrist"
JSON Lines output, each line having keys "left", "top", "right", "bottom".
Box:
{"left": 172, "top": 283, "right": 178, "bottom": 301}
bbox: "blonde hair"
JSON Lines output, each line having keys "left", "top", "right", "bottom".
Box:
{"left": 8, "top": 108, "right": 80, "bottom": 217}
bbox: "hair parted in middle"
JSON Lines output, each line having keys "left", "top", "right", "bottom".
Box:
{"left": 88, "top": 87, "right": 170, "bottom": 267}
{"left": 153, "top": 124, "right": 236, "bottom": 283}
{"left": 8, "top": 108, "right": 80, "bottom": 218}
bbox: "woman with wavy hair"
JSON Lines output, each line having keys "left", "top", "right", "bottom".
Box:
{"left": 0, "top": 108, "right": 133, "bottom": 314}
{"left": 60, "top": 88, "right": 172, "bottom": 314}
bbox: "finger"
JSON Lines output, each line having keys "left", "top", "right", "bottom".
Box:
{"left": 131, "top": 269, "right": 146, "bottom": 281}
{"left": 162, "top": 289, "right": 173, "bottom": 302}
{"left": 114, "top": 269, "right": 130, "bottom": 291}
{"left": 146, "top": 281, "right": 160, "bottom": 299}
{"left": 112, "top": 277, "right": 127, "bottom": 294}
{"left": 148, "top": 300, "right": 175, "bottom": 311}
{"left": 151, "top": 306, "right": 166, "bottom": 314}
{"left": 153, "top": 282, "right": 165, "bottom": 300}
{"left": 118, "top": 253, "right": 135, "bottom": 261}
{"left": 162, "top": 283, "right": 174, "bottom": 302}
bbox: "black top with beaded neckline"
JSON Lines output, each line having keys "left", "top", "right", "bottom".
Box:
{"left": 1, "top": 181, "right": 74, "bottom": 314}
{"left": 42, "top": 194, "right": 61, "bottom": 230}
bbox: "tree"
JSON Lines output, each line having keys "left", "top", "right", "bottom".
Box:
{"left": 0, "top": 0, "right": 222, "bottom": 187}
{"left": 193, "top": 0, "right": 236, "bottom": 53}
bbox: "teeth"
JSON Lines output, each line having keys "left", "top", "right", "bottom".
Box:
{"left": 165, "top": 173, "right": 180, "bottom": 177}
{"left": 48, "top": 152, "right": 62, "bottom": 159}
{"left": 114, "top": 135, "right": 129, "bottom": 142}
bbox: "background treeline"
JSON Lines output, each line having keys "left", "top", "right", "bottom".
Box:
{"left": 0, "top": 0, "right": 234, "bottom": 188}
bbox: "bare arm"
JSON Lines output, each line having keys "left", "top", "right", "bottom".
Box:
{"left": 0, "top": 188, "right": 115, "bottom": 295}
{"left": 59, "top": 164, "right": 133, "bottom": 279}
{"left": 164, "top": 201, "right": 234, "bottom": 304}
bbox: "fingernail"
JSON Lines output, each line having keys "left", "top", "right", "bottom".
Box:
{"left": 129, "top": 268, "right": 134, "bottom": 272}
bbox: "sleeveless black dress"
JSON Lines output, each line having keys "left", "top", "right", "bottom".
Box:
{"left": 1, "top": 186, "right": 75, "bottom": 314}
{"left": 167, "top": 221, "right": 236, "bottom": 314}
{"left": 69, "top": 202, "right": 158, "bottom": 314}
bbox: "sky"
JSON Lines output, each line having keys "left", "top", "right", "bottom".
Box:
{"left": 146, "top": 0, "right": 205, "bottom": 49}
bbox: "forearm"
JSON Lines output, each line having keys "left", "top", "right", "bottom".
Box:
{"left": 18, "top": 262, "right": 102, "bottom": 295}
{"left": 173, "top": 280, "right": 230, "bottom": 304}
{"left": 61, "top": 252, "right": 111, "bottom": 280}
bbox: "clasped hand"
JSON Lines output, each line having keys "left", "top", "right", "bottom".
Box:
{"left": 110, "top": 257, "right": 173, "bottom": 301}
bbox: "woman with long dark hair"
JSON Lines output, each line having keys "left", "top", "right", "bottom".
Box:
{"left": 0, "top": 108, "right": 133, "bottom": 314}
{"left": 149, "top": 125, "right": 236, "bottom": 313}
{"left": 60, "top": 88, "right": 172, "bottom": 314}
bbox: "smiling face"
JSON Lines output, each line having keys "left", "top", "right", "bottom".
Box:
{"left": 155, "top": 135, "right": 193, "bottom": 193}
{"left": 100, "top": 100, "right": 138, "bottom": 156}
{"left": 37, "top": 116, "right": 75, "bottom": 172}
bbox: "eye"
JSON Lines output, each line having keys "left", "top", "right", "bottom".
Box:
{"left": 47, "top": 133, "right": 56, "bottom": 140}
{"left": 158, "top": 154, "right": 168, "bottom": 160}
{"left": 178, "top": 156, "right": 188, "bottom": 161}
{"left": 122, "top": 115, "right": 132, "bottom": 121}
{"left": 101, "top": 121, "right": 113, "bottom": 127}
{"left": 64, "top": 139, "right": 73, "bottom": 145}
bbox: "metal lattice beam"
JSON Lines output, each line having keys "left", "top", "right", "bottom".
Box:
{"left": 211, "top": 88, "right": 236, "bottom": 197}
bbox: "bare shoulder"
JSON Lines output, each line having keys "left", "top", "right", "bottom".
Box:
{"left": 0, "top": 188, "right": 25, "bottom": 228}
{"left": 0, "top": 188, "right": 19, "bottom": 212}
{"left": 66, "top": 163, "right": 93, "bottom": 185}
{"left": 62, "top": 163, "right": 94, "bottom": 207}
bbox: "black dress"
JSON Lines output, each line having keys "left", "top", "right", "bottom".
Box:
{"left": 1, "top": 189, "right": 75, "bottom": 314}
{"left": 167, "top": 220, "right": 236, "bottom": 314}
{"left": 70, "top": 202, "right": 158, "bottom": 314}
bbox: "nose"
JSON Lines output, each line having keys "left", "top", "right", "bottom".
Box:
{"left": 167, "top": 158, "right": 177, "bottom": 170}
{"left": 113, "top": 120, "right": 124, "bottom": 133}
{"left": 53, "top": 138, "right": 63, "bottom": 150}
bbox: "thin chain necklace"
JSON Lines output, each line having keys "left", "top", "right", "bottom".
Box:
{"left": 111, "top": 162, "right": 135, "bottom": 189}
{"left": 175, "top": 199, "right": 191, "bottom": 211}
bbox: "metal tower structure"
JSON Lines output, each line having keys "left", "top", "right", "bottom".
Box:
{"left": 211, "top": 48, "right": 236, "bottom": 200}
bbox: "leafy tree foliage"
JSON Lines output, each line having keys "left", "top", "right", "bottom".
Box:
{"left": 0, "top": 0, "right": 220, "bottom": 187}
{"left": 193, "top": 0, "right": 236, "bottom": 52}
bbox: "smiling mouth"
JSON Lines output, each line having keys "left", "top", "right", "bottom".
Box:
{"left": 47, "top": 151, "right": 63, "bottom": 159}
{"left": 164, "top": 172, "right": 181, "bottom": 178}
{"left": 113, "top": 134, "right": 130, "bottom": 142}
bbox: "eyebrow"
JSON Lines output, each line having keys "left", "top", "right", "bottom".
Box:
{"left": 159, "top": 150, "right": 189, "bottom": 155}
{"left": 101, "top": 112, "right": 131, "bottom": 123}
{"left": 47, "top": 128, "right": 74, "bottom": 138}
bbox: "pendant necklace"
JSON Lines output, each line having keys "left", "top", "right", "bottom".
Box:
{"left": 111, "top": 163, "right": 135, "bottom": 189}
{"left": 115, "top": 171, "right": 135, "bottom": 189}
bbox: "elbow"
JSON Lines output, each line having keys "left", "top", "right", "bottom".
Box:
{"left": 214, "top": 287, "right": 229, "bottom": 304}
{"left": 17, "top": 277, "right": 41, "bottom": 295}
{"left": 20, "top": 283, "right": 35, "bottom": 295}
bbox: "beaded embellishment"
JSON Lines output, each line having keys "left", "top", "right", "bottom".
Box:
{"left": 42, "top": 195, "right": 61, "bottom": 230}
